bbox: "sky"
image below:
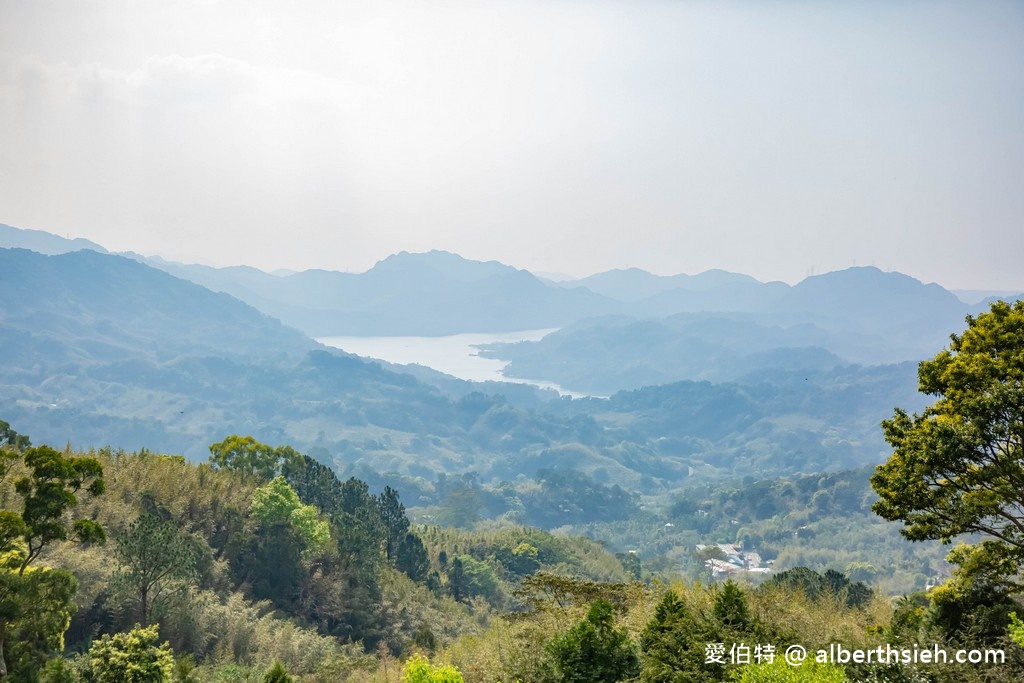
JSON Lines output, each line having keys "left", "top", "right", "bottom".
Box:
{"left": 0, "top": 0, "right": 1022, "bottom": 289}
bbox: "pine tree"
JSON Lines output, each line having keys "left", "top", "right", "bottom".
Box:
{"left": 548, "top": 599, "right": 640, "bottom": 683}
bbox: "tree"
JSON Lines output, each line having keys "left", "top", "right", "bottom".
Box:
{"left": 639, "top": 590, "right": 722, "bottom": 683}
{"left": 1, "top": 445, "right": 104, "bottom": 679}
{"left": 547, "top": 599, "right": 640, "bottom": 683}
{"left": 0, "top": 563, "right": 77, "bottom": 681}
{"left": 0, "top": 420, "right": 30, "bottom": 453}
{"left": 14, "top": 445, "right": 106, "bottom": 573}
{"left": 761, "top": 567, "right": 872, "bottom": 609}
{"left": 871, "top": 301, "right": 1024, "bottom": 590}
{"left": 454, "top": 555, "right": 501, "bottom": 603}
{"left": 83, "top": 624, "right": 174, "bottom": 683}
{"left": 695, "top": 546, "right": 728, "bottom": 582}
{"left": 400, "top": 654, "right": 463, "bottom": 683}
{"left": 1009, "top": 612, "right": 1024, "bottom": 648}
{"left": 396, "top": 532, "right": 430, "bottom": 582}
{"left": 379, "top": 486, "right": 409, "bottom": 564}
{"left": 113, "top": 514, "right": 200, "bottom": 626}
{"left": 334, "top": 477, "right": 385, "bottom": 565}
{"left": 208, "top": 436, "right": 298, "bottom": 482}
{"left": 616, "top": 551, "right": 642, "bottom": 581}
{"left": 447, "top": 557, "right": 466, "bottom": 603}
{"left": 0, "top": 422, "right": 29, "bottom": 489}
{"left": 713, "top": 581, "right": 751, "bottom": 631}
{"left": 249, "top": 476, "right": 330, "bottom": 554}
{"left": 262, "top": 661, "right": 293, "bottom": 683}
{"left": 282, "top": 454, "right": 344, "bottom": 517}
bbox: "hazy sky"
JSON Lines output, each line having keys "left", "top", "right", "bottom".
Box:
{"left": 1, "top": 1, "right": 1022, "bottom": 289}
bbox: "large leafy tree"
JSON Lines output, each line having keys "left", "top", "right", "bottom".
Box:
{"left": 871, "top": 300, "right": 1024, "bottom": 589}
{"left": 401, "top": 654, "right": 464, "bottom": 683}
{"left": 0, "top": 562, "right": 77, "bottom": 681}
{"left": 82, "top": 624, "right": 174, "bottom": 683}
{"left": 0, "top": 441, "right": 104, "bottom": 678}
{"left": 15, "top": 445, "right": 106, "bottom": 573}
{"left": 0, "top": 420, "right": 29, "bottom": 455}
{"left": 208, "top": 435, "right": 300, "bottom": 482}
{"left": 249, "top": 476, "right": 330, "bottom": 554}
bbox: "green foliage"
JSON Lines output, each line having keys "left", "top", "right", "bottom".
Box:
{"left": 520, "top": 469, "right": 639, "bottom": 527}
{"left": 172, "top": 653, "right": 199, "bottom": 683}
{"left": 446, "top": 557, "right": 466, "bottom": 603}
{"left": 10, "top": 435, "right": 995, "bottom": 682}
{"left": 39, "top": 656, "right": 79, "bottom": 683}
{"left": 454, "top": 555, "right": 502, "bottom": 603}
{"left": 209, "top": 436, "right": 299, "bottom": 482}
{"left": 14, "top": 445, "right": 105, "bottom": 572}
{"left": 83, "top": 624, "right": 174, "bottom": 683}
{"left": 113, "top": 514, "right": 200, "bottom": 626}
{"left": 250, "top": 476, "right": 304, "bottom": 527}
{"left": 515, "top": 572, "right": 637, "bottom": 613}
{"left": 401, "top": 653, "right": 464, "bottom": 683}
{"left": 287, "top": 504, "right": 330, "bottom": 554}
{"left": 249, "top": 476, "right": 329, "bottom": 554}
{"left": 714, "top": 581, "right": 751, "bottom": 630}
{"left": 261, "top": 661, "right": 293, "bottom": 683}
{"left": 0, "top": 420, "right": 30, "bottom": 453}
{"left": 872, "top": 301, "right": 1024, "bottom": 590}
{"left": 547, "top": 599, "right": 640, "bottom": 683}
{"left": 616, "top": 551, "right": 642, "bottom": 581}
{"left": 0, "top": 443, "right": 104, "bottom": 680}
{"left": 229, "top": 514, "right": 307, "bottom": 608}
{"left": 639, "top": 589, "right": 723, "bottom": 683}
{"left": 396, "top": 532, "right": 430, "bottom": 582}
{"left": 729, "top": 657, "right": 847, "bottom": 683}
{"left": 925, "top": 576, "right": 1018, "bottom": 647}
{"left": 380, "top": 486, "right": 410, "bottom": 564}
{"left": 1009, "top": 611, "right": 1024, "bottom": 648}
{"left": 0, "top": 565, "right": 78, "bottom": 680}
{"left": 761, "top": 568, "right": 872, "bottom": 609}
{"left": 207, "top": 664, "right": 256, "bottom": 682}
{"left": 173, "top": 590, "right": 371, "bottom": 679}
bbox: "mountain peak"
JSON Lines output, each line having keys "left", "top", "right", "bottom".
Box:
{"left": 0, "top": 223, "right": 109, "bottom": 256}
{"left": 367, "top": 250, "right": 518, "bottom": 281}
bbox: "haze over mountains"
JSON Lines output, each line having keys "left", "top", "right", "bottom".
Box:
{"left": 7, "top": 221, "right": 1011, "bottom": 396}
{"left": 5, "top": 222, "right": 1010, "bottom": 351}
{"left": 1, "top": 222, "right": 1019, "bottom": 496}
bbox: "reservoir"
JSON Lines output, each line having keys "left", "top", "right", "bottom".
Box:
{"left": 317, "top": 329, "right": 585, "bottom": 396}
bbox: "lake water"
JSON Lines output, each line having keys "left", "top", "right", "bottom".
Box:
{"left": 318, "top": 329, "right": 585, "bottom": 396}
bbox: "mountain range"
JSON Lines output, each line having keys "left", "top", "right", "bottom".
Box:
{"left": 1, "top": 222, "right": 1016, "bottom": 496}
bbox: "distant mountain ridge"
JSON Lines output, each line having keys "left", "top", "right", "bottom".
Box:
{"left": 3, "top": 222, "right": 1023, "bottom": 389}
{"left": 0, "top": 248, "right": 316, "bottom": 364}
{"left": 560, "top": 267, "right": 763, "bottom": 302}
{"left": 140, "top": 249, "right": 620, "bottom": 336}
{"left": 0, "top": 234, "right": 938, "bottom": 490}
{"left": 0, "top": 222, "right": 109, "bottom": 255}
{"left": 481, "top": 267, "right": 1003, "bottom": 393}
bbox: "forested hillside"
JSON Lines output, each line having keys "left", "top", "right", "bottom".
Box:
{"left": 2, "top": 425, "right": 1022, "bottom": 682}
